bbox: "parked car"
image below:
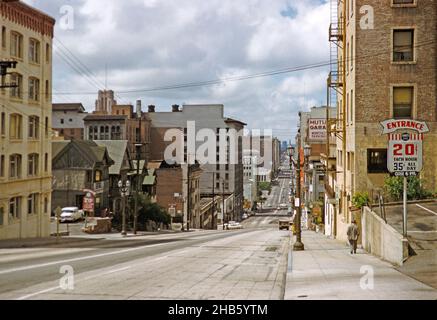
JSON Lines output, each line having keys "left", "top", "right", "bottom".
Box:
{"left": 242, "top": 214, "right": 248, "bottom": 220}
{"left": 60, "top": 207, "right": 84, "bottom": 223}
{"left": 280, "top": 203, "right": 288, "bottom": 209}
{"left": 227, "top": 221, "right": 243, "bottom": 230}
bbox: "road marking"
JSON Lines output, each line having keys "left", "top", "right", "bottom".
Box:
{"left": 408, "top": 231, "right": 437, "bottom": 234}
{"left": 416, "top": 204, "right": 437, "bottom": 216}
{"left": 16, "top": 266, "right": 132, "bottom": 300}
{"left": 0, "top": 242, "right": 171, "bottom": 276}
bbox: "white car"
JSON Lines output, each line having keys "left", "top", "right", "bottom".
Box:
{"left": 280, "top": 203, "right": 288, "bottom": 209}
{"left": 60, "top": 207, "right": 84, "bottom": 223}
{"left": 227, "top": 221, "right": 243, "bottom": 230}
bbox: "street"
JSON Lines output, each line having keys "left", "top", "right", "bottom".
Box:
{"left": 1, "top": 175, "right": 435, "bottom": 300}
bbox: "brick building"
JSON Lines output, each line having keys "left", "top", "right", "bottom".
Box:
{"left": 328, "top": 0, "right": 437, "bottom": 241}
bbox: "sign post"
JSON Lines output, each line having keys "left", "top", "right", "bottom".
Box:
{"left": 381, "top": 119, "right": 428, "bottom": 238}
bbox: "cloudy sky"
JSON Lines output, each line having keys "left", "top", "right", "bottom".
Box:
{"left": 24, "top": 0, "right": 330, "bottom": 141}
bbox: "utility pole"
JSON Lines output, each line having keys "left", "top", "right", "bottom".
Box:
{"left": 294, "top": 132, "right": 305, "bottom": 251}
{"left": 133, "top": 116, "right": 142, "bottom": 235}
{"left": 222, "top": 180, "right": 226, "bottom": 230}
{"left": 186, "top": 161, "right": 191, "bottom": 232}
{"left": 212, "top": 173, "right": 215, "bottom": 229}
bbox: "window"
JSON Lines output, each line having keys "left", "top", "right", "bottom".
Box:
{"left": 393, "top": 0, "right": 415, "bottom": 5}
{"left": 9, "top": 197, "right": 21, "bottom": 219}
{"left": 9, "top": 154, "right": 22, "bottom": 179}
{"left": 45, "top": 117, "right": 49, "bottom": 137}
{"left": 10, "top": 32, "right": 23, "bottom": 58}
{"left": 29, "top": 77, "right": 40, "bottom": 101}
{"left": 393, "top": 87, "right": 413, "bottom": 118}
{"left": 45, "top": 80, "right": 49, "bottom": 100}
{"left": 46, "top": 43, "right": 50, "bottom": 63}
{"left": 0, "top": 207, "right": 4, "bottom": 225}
{"left": 28, "top": 153, "right": 39, "bottom": 176}
{"left": 9, "top": 114, "right": 22, "bottom": 139}
{"left": 44, "top": 153, "right": 48, "bottom": 172}
{"left": 350, "top": 89, "right": 354, "bottom": 124}
{"left": 95, "top": 170, "right": 102, "bottom": 182}
{"left": 28, "top": 116, "right": 40, "bottom": 139}
{"left": 27, "top": 194, "right": 38, "bottom": 215}
{"left": 393, "top": 29, "right": 414, "bottom": 62}
{"left": 350, "top": 36, "right": 354, "bottom": 70}
{"left": 44, "top": 197, "right": 49, "bottom": 214}
{"left": 10, "top": 73, "right": 23, "bottom": 98}
{"left": 0, "top": 155, "right": 4, "bottom": 177}
{"left": 1, "top": 26, "right": 6, "bottom": 49}
{"left": 29, "top": 39, "right": 40, "bottom": 64}
{"left": 1, "top": 112, "right": 5, "bottom": 136}
{"left": 367, "top": 149, "right": 388, "bottom": 174}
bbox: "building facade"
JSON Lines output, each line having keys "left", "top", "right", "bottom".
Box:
{"left": 148, "top": 104, "right": 246, "bottom": 222}
{"left": 52, "top": 140, "right": 114, "bottom": 215}
{"left": 84, "top": 99, "right": 151, "bottom": 162}
{"left": 329, "top": 0, "right": 437, "bottom": 241}
{"left": 52, "top": 103, "right": 87, "bottom": 140}
{"left": 0, "top": 2, "right": 55, "bottom": 239}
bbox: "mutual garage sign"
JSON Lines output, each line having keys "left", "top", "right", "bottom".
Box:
{"left": 308, "top": 119, "right": 327, "bottom": 141}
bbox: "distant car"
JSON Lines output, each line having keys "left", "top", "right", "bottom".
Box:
{"left": 280, "top": 203, "right": 288, "bottom": 209}
{"left": 242, "top": 214, "right": 248, "bottom": 220}
{"left": 227, "top": 221, "right": 243, "bottom": 230}
{"left": 60, "top": 207, "right": 84, "bottom": 223}
{"left": 279, "top": 219, "right": 292, "bottom": 231}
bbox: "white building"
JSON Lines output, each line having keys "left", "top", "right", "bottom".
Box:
{"left": 148, "top": 104, "right": 246, "bottom": 222}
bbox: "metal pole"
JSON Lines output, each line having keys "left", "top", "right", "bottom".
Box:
{"left": 403, "top": 177, "right": 408, "bottom": 238}
{"left": 222, "top": 180, "right": 226, "bottom": 230}
{"left": 187, "top": 163, "right": 191, "bottom": 232}
{"left": 122, "top": 194, "right": 127, "bottom": 236}
{"left": 212, "top": 173, "right": 215, "bottom": 229}
{"left": 294, "top": 133, "right": 305, "bottom": 251}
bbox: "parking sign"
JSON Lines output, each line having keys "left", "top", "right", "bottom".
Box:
{"left": 388, "top": 133, "right": 423, "bottom": 177}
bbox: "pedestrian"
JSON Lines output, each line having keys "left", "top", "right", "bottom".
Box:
{"left": 347, "top": 220, "right": 359, "bottom": 254}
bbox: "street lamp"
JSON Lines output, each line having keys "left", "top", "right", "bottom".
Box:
{"left": 118, "top": 179, "right": 131, "bottom": 236}
{"left": 293, "top": 132, "right": 305, "bottom": 251}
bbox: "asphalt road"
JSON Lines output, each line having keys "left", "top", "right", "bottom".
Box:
{"left": 0, "top": 171, "right": 293, "bottom": 300}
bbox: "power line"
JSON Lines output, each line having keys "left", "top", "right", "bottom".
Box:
{"left": 47, "top": 38, "right": 436, "bottom": 96}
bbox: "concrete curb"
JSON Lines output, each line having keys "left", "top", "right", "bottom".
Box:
{"left": 271, "top": 234, "right": 290, "bottom": 300}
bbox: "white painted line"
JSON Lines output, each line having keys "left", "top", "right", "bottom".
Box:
{"left": 0, "top": 242, "right": 170, "bottom": 276}
{"left": 16, "top": 266, "right": 132, "bottom": 300}
{"left": 416, "top": 204, "right": 437, "bottom": 216}
{"left": 16, "top": 286, "right": 60, "bottom": 301}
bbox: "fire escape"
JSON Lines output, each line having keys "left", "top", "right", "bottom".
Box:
{"left": 327, "top": 0, "right": 347, "bottom": 212}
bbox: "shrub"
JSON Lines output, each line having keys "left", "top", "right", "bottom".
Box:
{"left": 384, "top": 176, "right": 433, "bottom": 201}
{"left": 352, "top": 192, "right": 370, "bottom": 209}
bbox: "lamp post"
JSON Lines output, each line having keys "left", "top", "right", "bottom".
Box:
{"left": 293, "top": 133, "right": 305, "bottom": 251}
{"left": 134, "top": 142, "right": 143, "bottom": 235}
{"left": 118, "top": 179, "right": 131, "bottom": 236}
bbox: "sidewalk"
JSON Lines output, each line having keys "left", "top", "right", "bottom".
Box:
{"left": 285, "top": 231, "right": 437, "bottom": 300}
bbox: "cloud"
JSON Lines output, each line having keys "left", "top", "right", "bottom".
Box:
{"left": 25, "top": 0, "right": 330, "bottom": 141}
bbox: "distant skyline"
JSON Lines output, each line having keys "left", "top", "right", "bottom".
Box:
{"left": 24, "top": 0, "right": 330, "bottom": 140}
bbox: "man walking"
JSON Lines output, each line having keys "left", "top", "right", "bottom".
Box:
{"left": 347, "top": 220, "right": 359, "bottom": 254}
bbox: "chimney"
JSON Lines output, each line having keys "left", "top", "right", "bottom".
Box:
{"left": 148, "top": 105, "right": 156, "bottom": 113}
{"left": 136, "top": 100, "right": 142, "bottom": 118}
{"left": 172, "top": 104, "right": 180, "bottom": 112}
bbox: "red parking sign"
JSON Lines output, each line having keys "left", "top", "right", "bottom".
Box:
{"left": 388, "top": 133, "right": 423, "bottom": 177}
